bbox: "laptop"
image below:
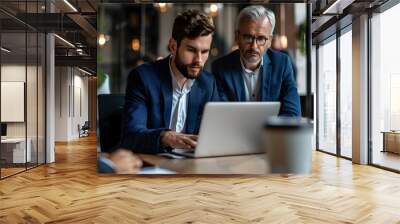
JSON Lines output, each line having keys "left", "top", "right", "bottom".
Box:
{"left": 171, "top": 102, "right": 280, "bottom": 158}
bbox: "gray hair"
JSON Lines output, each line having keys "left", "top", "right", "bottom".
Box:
{"left": 235, "top": 5, "right": 276, "bottom": 35}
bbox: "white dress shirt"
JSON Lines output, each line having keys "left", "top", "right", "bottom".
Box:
{"left": 240, "top": 57, "right": 263, "bottom": 101}
{"left": 168, "top": 58, "right": 195, "bottom": 133}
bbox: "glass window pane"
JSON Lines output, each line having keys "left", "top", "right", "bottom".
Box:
{"left": 1, "top": 32, "right": 27, "bottom": 177}
{"left": 340, "top": 29, "right": 352, "bottom": 158}
{"left": 371, "top": 3, "right": 400, "bottom": 171}
{"left": 38, "top": 32, "right": 45, "bottom": 165}
{"left": 1, "top": 0, "right": 47, "bottom": 179}
{"left": 0, "top": 1, "right": 30, "bottom": 178}
{"left": 318, "top": 37, "right": 337, "bottom": 154}
{"left": 27, "top": 31, "right": 38, "bottom": 169}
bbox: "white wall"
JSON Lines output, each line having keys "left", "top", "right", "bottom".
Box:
{"left": 1, "top": 65, "right": 42, "bottom": 137}
{"left": 72, "top": 72, "right": 89, "bottom": 138}
{"left": 55, "top": 66, "right": 69, "bottom": 141}
{"left": 54, "top": 67, "right": 89, "bottom": 141}
{"left": 1, "top": 64, "right": 46, "bottom": 163}
{"left": 1, "top": 65, "right": 26, "bottom": 139}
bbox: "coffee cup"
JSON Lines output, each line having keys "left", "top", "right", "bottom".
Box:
{"left": 263, "top": 116, "right": 313, "bottom": 174}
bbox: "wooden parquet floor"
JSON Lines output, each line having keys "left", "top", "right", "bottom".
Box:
{"left": 1, "top": 135, "right": 400, "bottom": 223}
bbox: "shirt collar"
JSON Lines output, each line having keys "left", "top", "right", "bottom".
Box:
{"left": 240, "top": 55, "right": 263, "bottom": 74}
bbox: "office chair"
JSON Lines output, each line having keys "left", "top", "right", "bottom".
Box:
{"left": 98, "top": 94, "right": 125, "bottom": 153}
{"left": 78, "top": 121, "right": 90, "bottom": 138}
{"left": 300, "top": 94, "right": 314, "bottom": 119}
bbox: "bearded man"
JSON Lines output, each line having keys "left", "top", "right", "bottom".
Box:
{"left": 121, "top": 9, "right": 218, "bottom": 154}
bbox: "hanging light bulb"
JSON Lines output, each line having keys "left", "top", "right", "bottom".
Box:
{"left": 280, "top": 35, "right": 288, "bottom": 49}
{"left": 157, "top": 3, "right": 168, "bottom": 13}
{"left": 98, "top": 33, "right": 106, "bottom": 47}
{"left": 131, "top": 38, "right": 140, "bottom": 51}
{"left": 209, "top": 4, "right": 218, "bottom": 13}
{"left": 207, "top": 4, "right": 222, "bottom": 17}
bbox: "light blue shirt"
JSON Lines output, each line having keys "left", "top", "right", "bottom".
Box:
{"left": 168, "top": 58, "right": 194, "bottom": 133}
{"left": 240, "top": 57, "right": 263, "bottom": 101}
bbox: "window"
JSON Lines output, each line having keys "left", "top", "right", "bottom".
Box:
{"left": 339, "top": 29, "right": 352, "bottom": 158}
{"left": 0, "top": 1, "right": 47, "bottom": 179}
{"left": 317, "top": 37, "right": 337, "bottom": 154}
{"left": 370, "top": 2, "right": 400, "bottom": 171}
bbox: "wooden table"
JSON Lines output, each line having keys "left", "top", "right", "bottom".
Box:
{"left": 138, "top": 153, "right": 270, "bottom": 174}
{"left": 381, "top": 131, "right": 400, "bottom": 154}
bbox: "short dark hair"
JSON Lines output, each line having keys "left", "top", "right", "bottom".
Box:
{"left": 172, "top": 9, "right": 215, "bottom": 46}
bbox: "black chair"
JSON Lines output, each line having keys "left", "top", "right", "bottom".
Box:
{"left": 98, "top": 94, "right": 125, "bottom": 153}
{"left": 78, "top": 121, "right": 90, "bottom": 138}
{"left": 300, "top": 94, "right": 314, "bottom": 119}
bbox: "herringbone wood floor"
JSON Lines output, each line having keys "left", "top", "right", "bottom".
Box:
{"left": 1, "top": 135, "right": 400, "bottom": 223}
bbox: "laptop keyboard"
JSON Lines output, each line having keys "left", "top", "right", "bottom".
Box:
{"left": 168, "top": 148, "right": 195, "bottom": 158}
{"left": 172, "top": 148, "right": 194, "bottom": 155}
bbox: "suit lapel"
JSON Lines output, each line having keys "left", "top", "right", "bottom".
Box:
{"left": 260, "top": 51, "right": 272, "bottom": 101}
{"left": 159, "top": 57, "right": 173, "bottom": 127}
{"left": 232, "top": 52, "right": 246, "bottom": 101}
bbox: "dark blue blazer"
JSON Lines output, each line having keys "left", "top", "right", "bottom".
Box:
{"left": 121, "top": 56, "right": 219, "bottom": 154}
{"left": 97, "top": 156, "right": 114, "bottom": 173}
{"left": 211, "top": 49, "right": 301, "bottom": 117}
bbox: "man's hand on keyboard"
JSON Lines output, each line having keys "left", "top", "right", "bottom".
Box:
{"left": 161, "top": 131, "right": 198, "bottom": 150}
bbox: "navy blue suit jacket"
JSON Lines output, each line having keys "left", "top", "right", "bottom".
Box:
{"left": 211, "top": 49, "right": 301, "bottom": 116}
{"left": 121, "top": 56, "right": 219, "bottom": 154}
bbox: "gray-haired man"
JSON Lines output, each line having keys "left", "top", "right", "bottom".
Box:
{"left": 212, "top": 5, "right": 301, "bottom": 116}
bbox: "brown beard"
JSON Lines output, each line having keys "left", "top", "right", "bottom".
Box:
{"left": 174, "top": 53, "right": 202, "bottom": 79}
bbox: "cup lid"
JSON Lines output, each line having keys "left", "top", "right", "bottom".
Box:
{"left": 264, "top": 116, "right": 313, "bottom": 130}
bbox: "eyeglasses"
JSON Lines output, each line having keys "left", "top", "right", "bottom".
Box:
{"left": 240, "top": 33, "right": 269, "bottom": 46}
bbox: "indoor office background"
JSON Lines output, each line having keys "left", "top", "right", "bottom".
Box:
{"left": 97, "top": 3, "right": 313, "bottom": 115}
{"left": 0, "top": 0, "right": 97, "bottom": 179}
{"left": 0, "top": 0, "right": 46, "bottom": 179}
{"left": 2, "top": 1, "right": 400, "bottom": 222}
{"left": 314, "top": 0, "right": 400, "bottom": 171}
{"left": 1, "top": 0, "right": 399, "bottom": 177}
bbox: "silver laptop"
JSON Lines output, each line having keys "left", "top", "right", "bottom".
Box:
{"left": 172, "top": 102, "right": 280, "bottom": 158}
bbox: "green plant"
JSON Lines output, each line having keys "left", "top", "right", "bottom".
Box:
{"left": 297, "top": 21, "right": 306, "bottom": 56}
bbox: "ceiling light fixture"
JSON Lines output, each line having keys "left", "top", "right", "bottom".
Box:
{"left": 1, "top": 47, "right": 11, "bottom": 53}
{"left": 78, "top": 67, "right": 92, "bottom": 76}
{"left": 76, "top": 48, "right": 84, "bottom": 55}
{"left": 322, "top": 0, "right": 354, "bottom": 15}
{"left": 154, "top": 3, "right": 168, "bottom": 13}
{"left": 63, "top": 0, "right": 78, "bottom": 12}
{"left": 54, "top": 34, "right": 75, "bottom": 48}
